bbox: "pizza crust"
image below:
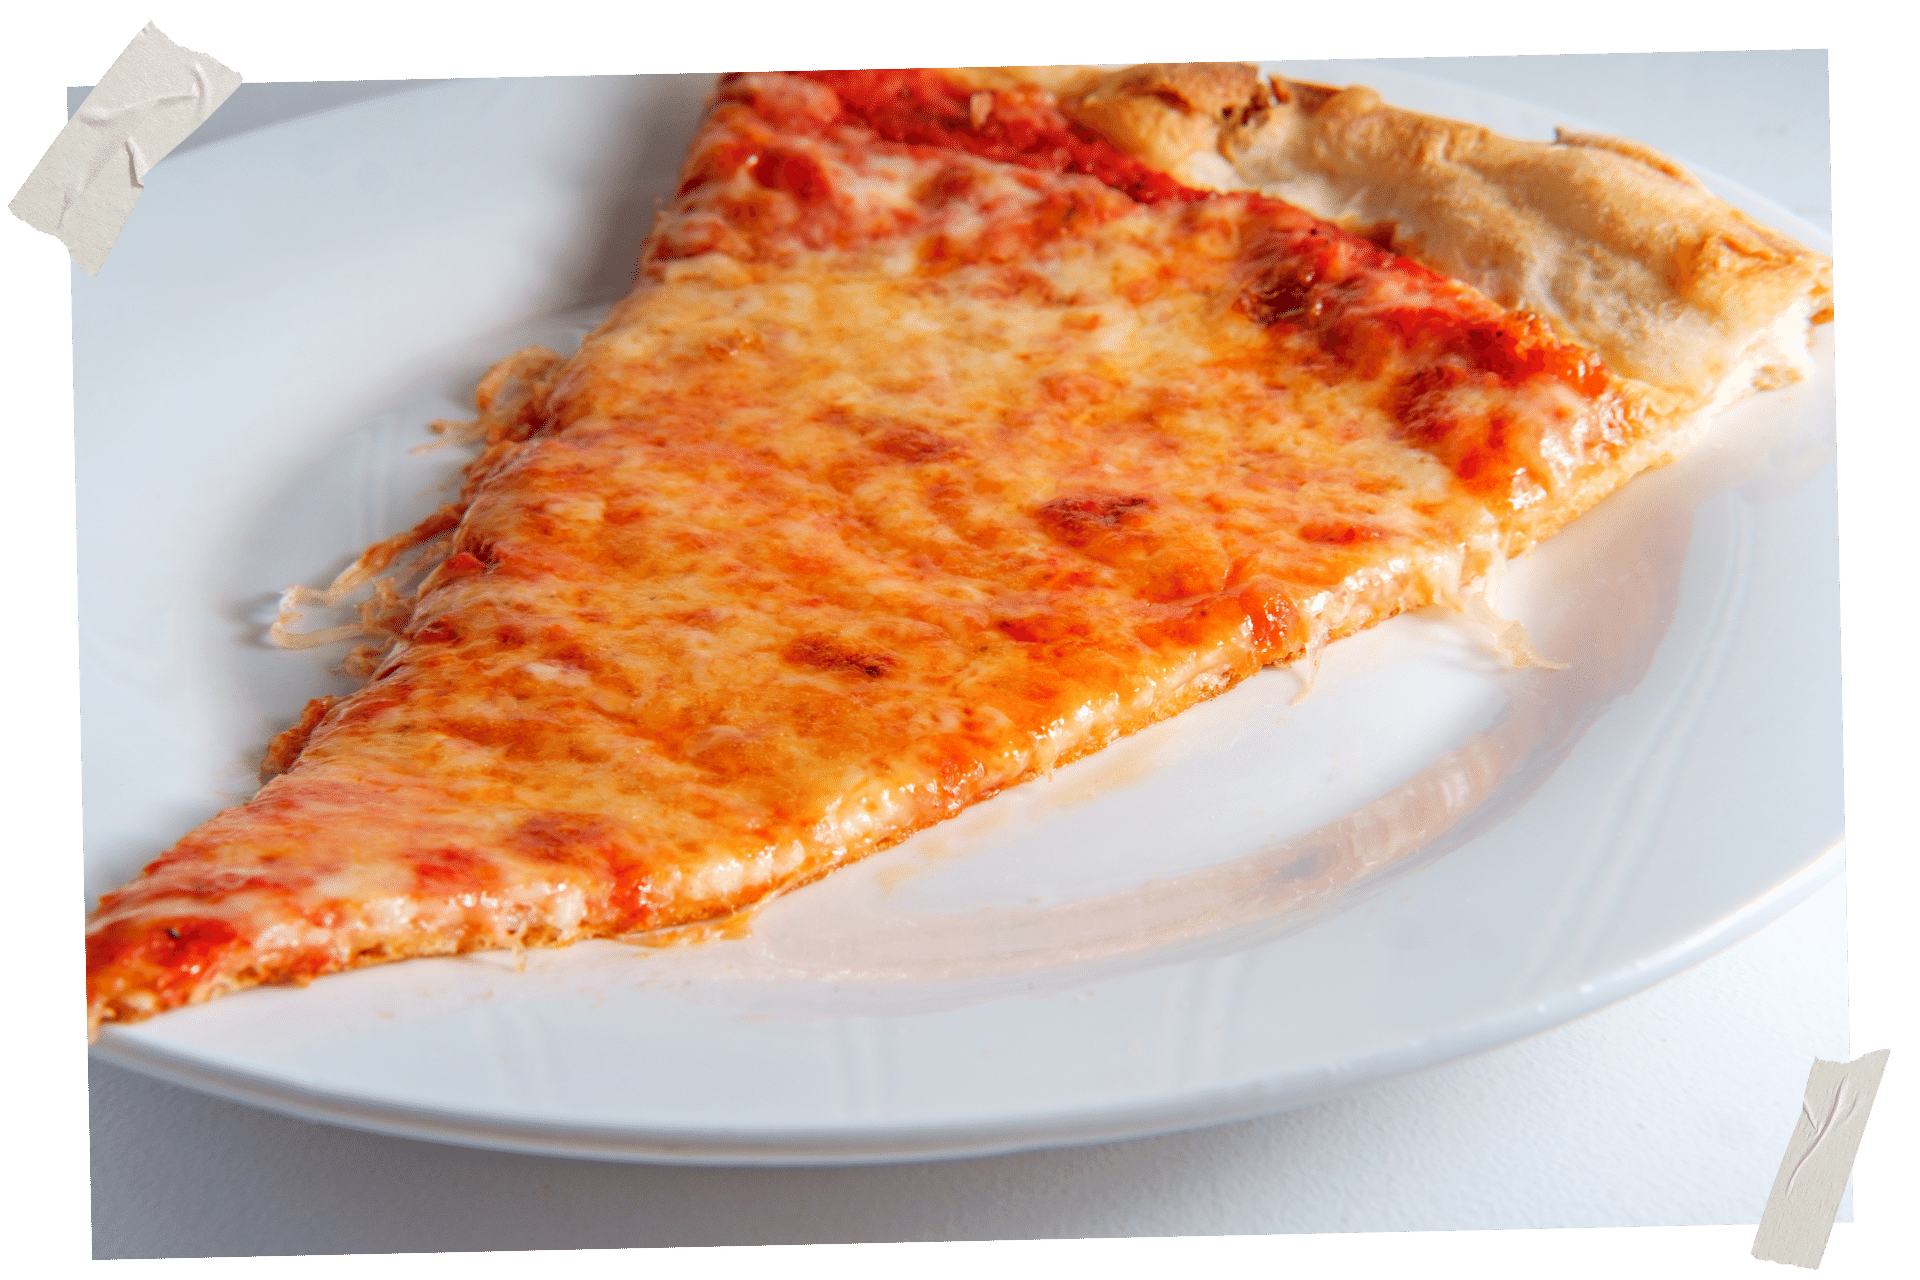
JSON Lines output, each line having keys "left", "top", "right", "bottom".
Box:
{"left": 951, "top": 63, "right": 1254, "bottom": 193}
{"left": 1060, "top": 63, "right": 1270, "bottom": 191}
{"left": 1031, "top": 65, "right": 1832, "bottom": 419}
{"left": 85, "top": 65, "right": 1835, "bottom": 1036}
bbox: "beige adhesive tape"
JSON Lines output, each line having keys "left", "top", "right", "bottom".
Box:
{"left": 8, "top": 22, "right": 241, "bottom": 275}
{"left": 1751, "top": 1049, "right": 1891, "bottom": 1269}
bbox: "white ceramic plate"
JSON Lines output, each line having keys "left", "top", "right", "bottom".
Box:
{"left": 80, "top": 66, "right": 1841, "bottom": 1164}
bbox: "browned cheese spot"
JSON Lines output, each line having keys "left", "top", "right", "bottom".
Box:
{"left": 873, "top": 426, "right": 959, "bottom": 461}
{"left": 781, "top": 633, "right": 898, "bottom": 678}
{"left": 1035, "top": 491, "right": 1156, "bottom": 548}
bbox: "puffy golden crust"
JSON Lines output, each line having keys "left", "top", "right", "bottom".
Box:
{"left": 950, "top": 63, "right": 1273, "bottom": 189}
{"left": 1216, "top": 81, "right": 1833, "bottom": 407}
{"left": 970, "top": 62, "right": 1828, "bottom": 573}
{"left": 986, "top": 64, "right": 1830, "bottom": 412}
{"left": 1549, "top": 128, "right": 1706, "bottom": 188}
{"left": 1065, "top": 63, "right": 1272, "bottom": 184}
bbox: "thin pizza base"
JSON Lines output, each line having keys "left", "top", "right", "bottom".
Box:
{"left": 84, "top": 65, "right": 1831, "bottom": 1036}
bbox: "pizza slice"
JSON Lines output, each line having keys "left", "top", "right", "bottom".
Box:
{"left": 84, "top": 65, "right": 1831, "bottom": 1036}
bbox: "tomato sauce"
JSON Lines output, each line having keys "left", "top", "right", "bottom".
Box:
{"left": 86, "top": 916, "right": 238, "bottom": 992}
{"left": 1237, "top": 204, "right": 1609, "bottom": 399}
{"left": 800, "top": 69, "right": 1207, "bottom": 206}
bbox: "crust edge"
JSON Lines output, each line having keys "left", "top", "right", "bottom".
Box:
{"left": 976, "top": 63, "right": 1830, "bottom": 416}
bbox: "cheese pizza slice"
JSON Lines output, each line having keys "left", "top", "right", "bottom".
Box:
{"left": 84, "top": 65, "right": 1831, "bottom": 1035}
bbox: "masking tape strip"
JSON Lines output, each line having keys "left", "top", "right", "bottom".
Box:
{"left": 1751, "top": 1049, "right": 1891, "bottom": 1269}
{"left": 8, "top": 22, "right": 241, "bottom": 275}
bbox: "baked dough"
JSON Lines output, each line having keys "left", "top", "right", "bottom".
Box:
{"left": 1041, "top": 65, "right": 1832, "bottom": 413}
{"left": 84, "top": 66, "right": 1833, "bottom": 1036}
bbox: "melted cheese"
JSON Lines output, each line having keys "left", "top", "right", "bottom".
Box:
{"left": 86, "top": 69, "right": 1664, "bottom": 1033}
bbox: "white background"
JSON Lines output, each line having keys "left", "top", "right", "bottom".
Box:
{"left": 72, "top": 50, "right": 1854, "bottom": 1258}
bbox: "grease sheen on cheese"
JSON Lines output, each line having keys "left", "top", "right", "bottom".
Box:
{"left": 85, "top": 68, "right": 1643, "bottom": 1033}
